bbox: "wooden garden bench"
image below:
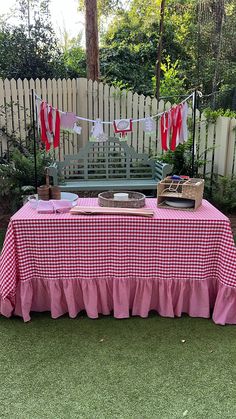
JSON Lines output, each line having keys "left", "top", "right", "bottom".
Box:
{"left": 47, "top": 138, "right": 172, "bottom": 193}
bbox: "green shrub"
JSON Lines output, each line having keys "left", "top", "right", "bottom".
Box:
{"left": 155, "top": 138, "right": 207, "bottom": 177}
{"left": 207, "top": 175, "right": 236, "bottom": 214}
{"left": 0, "top": 148, "right": 52, "bottom": 214}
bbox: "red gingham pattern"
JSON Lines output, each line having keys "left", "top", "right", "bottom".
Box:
{"left": 1, "top": 198, "right": 236, "bottom": 299}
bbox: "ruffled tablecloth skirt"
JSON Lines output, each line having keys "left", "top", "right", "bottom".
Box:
{"left": 1, "top": 276, "right": 235, "bottom": 325}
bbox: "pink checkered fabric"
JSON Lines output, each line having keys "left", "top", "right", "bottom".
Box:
{"left": 1, "top": 198, "right": 236, "bottom": 299}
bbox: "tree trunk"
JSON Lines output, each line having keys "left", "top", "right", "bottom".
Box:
{"left": 155, "top": 0, "right": 166, "bottom": 101}
{"left": 85, "top": 0, "right": 100, "bottom": 81}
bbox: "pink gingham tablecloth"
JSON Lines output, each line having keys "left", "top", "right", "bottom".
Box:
{"left": 1, "top": 198, "right": 236, "bottom": 324}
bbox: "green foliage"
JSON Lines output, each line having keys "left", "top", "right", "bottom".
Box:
{"left": 0, "top": 0, "right": 74, "bottom": 79}
{"left": 0, "top": 22, "right": 66, "bottom": 80}
{"left": 203, "top": 107, "right": 236, "bottom": 123}
{"left": 60, "top": 34, "right": 86, "bottom": 78}
{"left": 0, "top": 148, "right": 52, "bottom": 214}
{"left": 100, "top": 0, "right": 192, "bottom": 95}
{"left": 155, "top": 138, "right": 206, "bottom": 178}
{"left": 207, "top": 175, "right": 236, "bottom": 214}
{"left": 10, "top": 148, "right": 52, "bottom": 188}
{"left": 0, "top": 163, "right": 22, "bottom": 213}
{"left": 62, "top": 45, "right": 86, "bottom": 78}
{"left": 0, "top": 230, "right": 5, "bottom": 250}
{"left": 0, "top": 163, "right": 21, "bottom": 197}
{"left": 100, "top": 0, "right": 236, "bottom": 109}
{"left": 152, "top": 56, "right": 186, "bottom": 101}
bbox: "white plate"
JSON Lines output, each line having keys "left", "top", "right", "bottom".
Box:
{"left": 165, "top": 199, "right": 194, "bottom": 208}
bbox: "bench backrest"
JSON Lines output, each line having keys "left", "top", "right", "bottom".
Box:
{"left": 57, "top": 138, "right": 156, "bottom": 181}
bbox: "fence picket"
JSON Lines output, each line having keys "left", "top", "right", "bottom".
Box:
{"left": 0, "top": 79, "right": 5, "bottom": 133}
{"left": 71, "top": 78, "right": 78, "bottom": 152}
{"left": 4, "top": 79, "right": 12, "bottom": 136}
{"left": 22, "top": 79, "right": 30, "bottom": 136}
{"left": 10, "top": 79, "right": 20, "bottom": 141}
{"left": 150, "top": 97, "right": 159, "bottom": 156}
{"left": 132, "top": 92, "right": 139, "bottom": 152}
{"left": 88, "top": 79, "right": 93, "bottom": 139}
{"left": 77, "top": 78, "right": 88, "bottom": 147}
{"left": 109, "top": 86, "right": 115, "bottom": 138}
{"left": 103, "top": 83, "right": 110, "bottom": 137}
{"left": 214, "top": 117, "right": 229, "bottom": 176}
{"left": 138, "top": 94, "right": 145, "bottom": 153}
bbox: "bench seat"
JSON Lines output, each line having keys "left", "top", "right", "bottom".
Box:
{"left": 58, "top": 178, "right": 159, "bottom": 192}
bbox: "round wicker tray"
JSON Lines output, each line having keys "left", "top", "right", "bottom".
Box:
{"left": 98, "top": 191, "right": 146, "bottom": 208}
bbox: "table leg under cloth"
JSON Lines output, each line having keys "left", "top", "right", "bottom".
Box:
{"left": 1, "top": 198, "right": 236, "bottom": 324}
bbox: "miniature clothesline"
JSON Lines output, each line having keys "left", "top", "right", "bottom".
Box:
{"left": 34, "top": 91, "right": 195, "bottom": 125}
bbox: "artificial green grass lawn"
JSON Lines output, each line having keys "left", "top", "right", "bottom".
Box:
{"left": 0, "top": 313, "right": 236, "bottom": 419}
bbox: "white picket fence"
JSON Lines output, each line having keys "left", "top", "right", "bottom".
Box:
{"left": 0, "top": 77, "right": 235, "bottom": 177}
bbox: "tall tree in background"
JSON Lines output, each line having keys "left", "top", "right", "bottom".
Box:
{"left": 0, "top": 0, "right": 68, "bottom": 79}
{"left": 85, "top": 0, "right": 100, "bottom": 80}
{"left": 155, "top": 0, "right": 166, "bottom": 100}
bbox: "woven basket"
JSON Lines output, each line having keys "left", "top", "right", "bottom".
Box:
{"left": 157, "top": 178, "right": 204, "bottom": 211}
{"left": 50, "top": 186, "right": 61, "bottom": 200}
{"left": 98, "top": 191, "right": 146, "bottom": 208}
{"left": 37, "top": 185, "right": 50, "bottom": 201}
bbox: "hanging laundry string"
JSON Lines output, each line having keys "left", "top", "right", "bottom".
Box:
{"left": 35, "top": 91, "right": 194, "bottom": 126}
{"left": 35, "top": 91, "right": 194, "bottom": 150}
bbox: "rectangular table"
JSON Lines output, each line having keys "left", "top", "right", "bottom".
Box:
{"left": 1, "top": 198, "right": 236, "bottom": 324}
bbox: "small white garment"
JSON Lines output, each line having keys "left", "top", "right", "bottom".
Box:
{"left": 60, "top": 112, "right": 77, "bottom": 130}
{"left": 142, "top": 117, "right": 156, "bottom": 134}
{"left": 91, "top": 119, "right": 108, "bottom": 142}
{"left": 73, "top": 124, "right": 82, "bottom": 135}
{"left": 179, "top": 102, "right": 188, "bottom": 144}
{"left": 113, "top": 119, "right": 132, "bottom": 137}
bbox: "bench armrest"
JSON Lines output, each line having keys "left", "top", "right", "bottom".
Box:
{"left": 155, "top": 161, "right": 173, "bottom": 181}
{"left": 47, "top": 163, "right": 58, "bottom": 186}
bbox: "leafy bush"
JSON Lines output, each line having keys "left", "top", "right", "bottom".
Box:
{"left": 10, "top": 148, "right": 52, "bottom": 188}
{"left": 207, "top": 175, "right": 236, "bottom": 214}
{"left": 155, "top": 138, "right": 206, "bottom": 177}
{"left": 203, "top": 108, "right": 236, "bottom": 123}
{"left": 0, "top": 148, "right": 52, "bottom": 214}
